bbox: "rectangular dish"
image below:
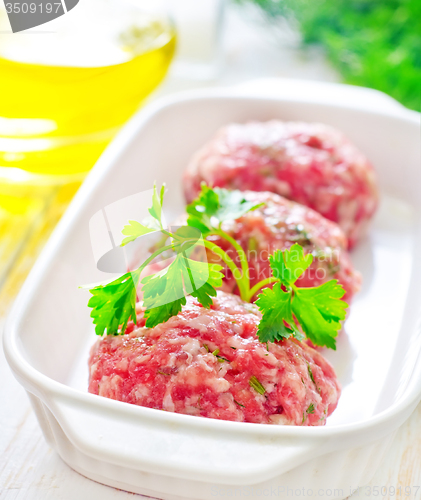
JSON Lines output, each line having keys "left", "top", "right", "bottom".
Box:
{"left": 4, "top": 80, "right": 421, "bottom": 500}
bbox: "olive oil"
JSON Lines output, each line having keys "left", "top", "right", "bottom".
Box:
{"left": 0, "top": 2, "right": 176, "bottom": 177}
{"left": 0, "top": 0, "right": 175, "bottom": 287}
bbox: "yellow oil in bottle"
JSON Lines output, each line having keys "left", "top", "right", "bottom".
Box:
{"left": 0, "top": 0, "right": 176, "bottom": 288}
{"left": 0, "top": 2, "right": 176, "bottom": 177}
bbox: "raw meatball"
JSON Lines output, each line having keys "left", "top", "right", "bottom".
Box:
{"left": 88, "top": 291, "right": 341, "bottom": 426}
{"left": 184, "top": 121, "right": 378, "bottom": 248}
{"left": 206, "top": 191, "right": 360, "bottom": 303}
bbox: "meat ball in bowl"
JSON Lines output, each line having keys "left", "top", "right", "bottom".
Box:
{"left": 184, "top": 121, "right": 378, "bottom": 248}
{"left": 89, "top": 291, "right": 341, "bottom": 425}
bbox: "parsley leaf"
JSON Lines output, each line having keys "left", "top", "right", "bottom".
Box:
{"left": 141, "top": 253, "right": 224, "bottom": 328}
{"left": 120, "top": 183, "right": 165, "bottom": 246}
{"left": 141, "top": 256, "right": 186, "bottom": 327}
{"left": 186, "top": 184, "right": 219, "bottom": 234}
{"left": 148, "top": 183, "right": 165, "bottom": 227}
{"left": 87, "top": 270, "right": 140, "bottom": 336}
{"left": 186, "top": 184, "right": 263, "bottom": 234}
{"left": 215, "top": 188, "right": 264, "bottom": 223}
{"left": 256, "top": 248, "right": 347, "bottom": 349}
{"left": 255, "top": 283, "right": 303, "bottom": 342}
{"left": 292, "top": 280, "right": 347, "bottom": 350}
{"left": 142, "top": 298, "right": 187, "bottom": 329}
{"left": 189, "top": 261, "right": 224, "bottom": 307}
{"left": 85, "top": 187, "right": 223, "bottom": 334}
{"left": 121, "top": 220, "right": 155, "bottom": 246}
{"left": 171, "top": 226, "right": 203, "bottom": 253}
{"left": 269, "top": 244, "right": 313, "bottom": 287}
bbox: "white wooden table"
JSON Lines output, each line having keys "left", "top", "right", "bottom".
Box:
{"left": 1, "top": 4, "right": 420, "bottom": 499}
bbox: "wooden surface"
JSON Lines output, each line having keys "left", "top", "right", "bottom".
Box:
{"left": 1, "top": 3, "right": 420, "bottom": 499}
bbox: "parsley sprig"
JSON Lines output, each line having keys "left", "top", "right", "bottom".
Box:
{"left": 255, "top": 245, "right": 347, "bottom": 349}
{"left": 84, "top": 183, "right": 224, "bottom": 335}
{"left": 83, "top": 183, "right": 348, "bottom": 349}
{"left": 187, "top": 185, "right": 264, "bottom": 300}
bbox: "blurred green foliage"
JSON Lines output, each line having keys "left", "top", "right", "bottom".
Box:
{"left": 234, "top": 0, "right": 421, "bottom": 111}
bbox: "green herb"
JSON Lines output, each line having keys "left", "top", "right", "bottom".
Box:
{"left": 83, "top": 184, "right": 347, "bottom": 349}
{"left": 319, "top": 408, "right": 328, "bottom": 421}
{"left": 255, "top": 244, "right": 347, "bottom": 349}
{"left": 121, "top": 220, "right": 156, "bottom": 246}
{"left": 307, "top": 364, "right": 316, "bottom": 385}
{"left": 186, "top": 184, "right": 263, "bottom": 235}
{"left": 292, "top": 281, "right": 347, "bottom": 350}
{"left": 210, "top": 347, "right": 228, "bottom": 362}
{"left": 255, "top": 283, "right": 303, "bottom": 343}
{"left": 148, "top": 183, "right": 165, "bottom": 226}
{"left": 234, "top": 400, "right": 245, "bottom": 408}
{"left": 249, "top": 376, "right": 266, "bottom": 395}
{"left": 269, "top": 243, "right": 313, "bottom": 287}
{"left": 83, "top": 184, "right": 223, "bottom": 335}
{"left": 186, "top": 185, "right": 264, "bottom": 299}
{"left": 294, "top": 0, "right": 421, "bottom": 112}
{"left": 307, "top": 403, "right": 316, "bottom": 414}
{"left": 233, "top": 0, "right": 421, "bottom": 111}
{"left": 86, "top": 270, "right": 140, "bottom": 336}
{"left": 121, "top": 184, "right": 165, "bottom": 246}
{"left": 248, "top": 236, "right": 258, "bottom": 252}
{"left": 141, "top": 253, "right": 223, "bottom": 328}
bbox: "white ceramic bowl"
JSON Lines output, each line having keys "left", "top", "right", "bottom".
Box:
{"left": 4, "top": 81, "right": 421, "bottom": 500}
